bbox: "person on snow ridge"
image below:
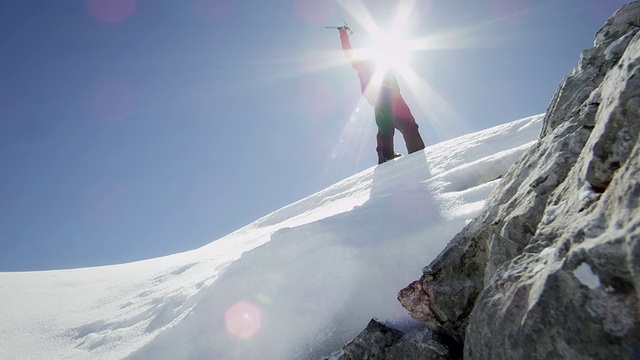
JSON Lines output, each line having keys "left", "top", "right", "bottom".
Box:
{"left": 336, "top": 26, "right": 425, "bottom": 164}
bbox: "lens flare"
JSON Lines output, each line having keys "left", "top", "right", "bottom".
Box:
{"left": 255, "top": 293, "right": 273, "bottom": 305}
{"left": 225, "top": 301, "right": 262, "bottom": 339}
{"left": 366, "top": 31, "right": 412, "bottom": 72}
{"left": 336, "top": 0, "right": 419, "bottom": 82}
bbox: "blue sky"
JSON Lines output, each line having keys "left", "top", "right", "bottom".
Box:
{"left": 0, "top": 0, "right": 629, "bottom": 271}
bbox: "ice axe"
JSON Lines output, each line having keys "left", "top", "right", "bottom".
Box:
{"left": 326, "top": 19, "right": 352, "bottom": 35}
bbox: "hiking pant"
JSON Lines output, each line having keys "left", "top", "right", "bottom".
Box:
{"left": 374, "top": 90, "right": 425, "bottom": 162}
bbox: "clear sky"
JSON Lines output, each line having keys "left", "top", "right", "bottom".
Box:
{"left": 0, "top": 0, "right": 630, "bottom": 271}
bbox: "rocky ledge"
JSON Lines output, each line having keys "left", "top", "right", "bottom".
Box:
{"left": 332, "top": 2, "right": 640, "bottom": 359}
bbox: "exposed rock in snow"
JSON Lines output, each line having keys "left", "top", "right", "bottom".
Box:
{"left": 398, "top": 2, "right": 640, "bottom": 359}
{"left": 324, "top": 319, "right": 454, "bottom": 360}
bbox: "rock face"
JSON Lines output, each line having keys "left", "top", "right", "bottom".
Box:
{"left": 399, "top": 2, "right": 640, "bottom": 359}
{"left": 326, "top": 319, "right": 454, "bottom": 360}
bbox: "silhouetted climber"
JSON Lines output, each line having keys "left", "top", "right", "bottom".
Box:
{"left": 336, "top": 26, "right": 425, "bottom": 164}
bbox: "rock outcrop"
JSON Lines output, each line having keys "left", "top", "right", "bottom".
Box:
{"left": 324, "top": 319, "right": 455, "bottom": 360}
{"left": 398, "top": 2, "right": 640, "bottom": 359}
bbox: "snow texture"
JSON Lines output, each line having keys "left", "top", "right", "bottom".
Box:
{"left": 0, "top": 115, "right": 542, "bottom": 360}
{"left": 573, "top": 263, "right": 601, "bottom": 290}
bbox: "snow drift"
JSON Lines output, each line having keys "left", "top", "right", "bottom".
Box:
{"left": 0, "top": 115, "right": 542, "bottom": 359}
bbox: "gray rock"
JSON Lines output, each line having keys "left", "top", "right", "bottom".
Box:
{"left": 338, "top": 319, "right": 404, "bottom": 360}
{"left": 399, "top": 1, "right": 640, "bottom": 358}
{"left": 385, "top": 338, "right": 450, "bottom": 360}
{"left": 330, "top": 319, "right": 454, "bottom": 360}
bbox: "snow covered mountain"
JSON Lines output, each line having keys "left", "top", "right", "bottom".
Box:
{"left": 0, "top": 114, "right": 543, "bottom": 359}
{"left": 3, "top": 3, "right": 638, "bottom": 359}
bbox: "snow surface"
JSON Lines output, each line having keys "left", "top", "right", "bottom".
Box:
{"left": 573, "top": 263, "right": 601, "bottom": 290}
{"left": 0, "top": 115, "right": 543, "bottom": 360}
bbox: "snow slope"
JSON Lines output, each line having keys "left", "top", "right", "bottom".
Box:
{"left": 0, "top": 115, "right": 543, "bottom": 360}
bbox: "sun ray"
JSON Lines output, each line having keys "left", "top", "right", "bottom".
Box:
{"left": 324, "top": 98, "right": 377, "bottom": 174}
{"left": 214, "top": 0, "right": 540, "bottom": 99}
{"left": 320, "top": 0, "right": 557, "bottom": 169}
{"left": 202, "top": 0, "right": 522, "bottom": 104}
{"left": 404, "top": 24, "right": 513, "bottom": 53}
{"left": 195, "top": 0, "right": 541, "bottom": 171}
{"left": 327, "top": 0, "right": 536, "bottom": 143}
{"left": 336, "top": 0, "right": 379, "bottom": 35}
{"left": 390, "top": 0, "right": 418, "bottom": 32}
{"left": 190, "top": 48, "right": 354, "bottom": 97}
{"left": 398, "top": 67, "right": 471, "bottom": 140}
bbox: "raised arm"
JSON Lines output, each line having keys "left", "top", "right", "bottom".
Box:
{"left": 339, "top": 27, "right": 356, "bottom": 63}
{"left": 339, "top": 27, "right": 371, "bottom": 77}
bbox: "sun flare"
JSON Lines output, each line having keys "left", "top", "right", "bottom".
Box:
{"left": 319, "top": 0, "right": 479, "bottom": 162}
{"left": 365, "top": 31, "right": 412, "bottom": 72}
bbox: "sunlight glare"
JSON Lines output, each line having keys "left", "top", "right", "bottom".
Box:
{"left": 399, "top": 67, "right": 471, "bottom": 140}
{"left": 337, "top": 0, "right": 418, "bottom": 72}
{"left": 366, "top": 30, "right": 412, "bottom": 72}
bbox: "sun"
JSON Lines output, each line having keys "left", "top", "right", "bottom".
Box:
{"left": 365, "top": 30, "right": 412, "bottom": 72}
{"left": 335, "top": 0, "right": 418, "bottom": 72}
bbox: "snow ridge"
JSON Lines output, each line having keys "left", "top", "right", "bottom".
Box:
{"left": 0, "top": 115, "right": 542, "bottom": 360}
